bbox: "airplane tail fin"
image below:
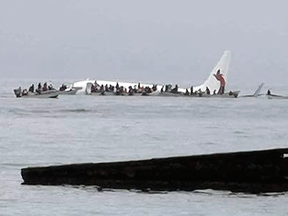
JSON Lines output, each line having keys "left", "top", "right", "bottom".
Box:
{"left": 252, "top": 83, "right": 264, "bottom": 97}
{"left": 195, "top": 50, "right": 231, "bottom": 93}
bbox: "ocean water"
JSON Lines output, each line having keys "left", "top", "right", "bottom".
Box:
{"left": 1, "top": 79, "right": 288, "bottom": 216}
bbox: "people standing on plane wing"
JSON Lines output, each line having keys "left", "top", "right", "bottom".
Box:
{"left": 267, "top": 89, "right": 271, "bottom": 95}
{"left": 29, "top": 84, "right": 34, "bottom": 93}
{"left": 198, "top": 89, "right": 203, "bottom": 97}
{"left": 152, "top": 84, "right": 157, "bottom": 92}
{"left": 161, "top": 86, "right": 164, "bottom": 93}
{"left": 116, "top": 82, "right": 119, "bottom": 90}
{"left": 190, "top": 86, "right": 194, "bottom": 95}
{"left": 214, "top": 69, "right": 226, "bottom": 95}
{"left": 206, "top": 87, "right": 211, "bottom": 95}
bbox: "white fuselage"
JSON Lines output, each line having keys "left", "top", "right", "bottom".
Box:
{"left": 73, "top": 80, "right": 188, "bottom": 94}
{"left": 73, "top": 51, "right": 231, "bottom": 95}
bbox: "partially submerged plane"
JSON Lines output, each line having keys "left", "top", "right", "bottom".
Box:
{"left": 240, "top": 83, "right": 265, "bottom": 98}
{"left": 73, "top": 51, "right": 239, "bottom": 97}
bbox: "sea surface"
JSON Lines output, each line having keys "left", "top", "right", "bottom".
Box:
{"left": 1, "top": 79, "right": 288, "bottom": 216}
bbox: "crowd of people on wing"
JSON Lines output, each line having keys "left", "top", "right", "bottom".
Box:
{"left": 89, "top": 80, "right": 231, "bottom": 97}
{"left": 89, "top": 81, "right": 158, "bottom": 96}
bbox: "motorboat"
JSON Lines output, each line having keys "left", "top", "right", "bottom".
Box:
{"left": 13, "top": 87, "right": 59, "bottom": 99}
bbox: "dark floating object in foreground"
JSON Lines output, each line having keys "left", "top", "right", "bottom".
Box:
{"left": 21, "top": 148, "right": 288, "bottom": 193}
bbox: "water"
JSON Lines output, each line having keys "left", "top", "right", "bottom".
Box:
{"left": 1, "top": 79, "right": 288, "bottom": 215}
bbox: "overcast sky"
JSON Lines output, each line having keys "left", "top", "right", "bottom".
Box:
{"left": 0, "top": 0, "right": 288, "bottom": 87}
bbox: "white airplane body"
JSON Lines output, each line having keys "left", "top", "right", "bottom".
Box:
{"left": 73, "top": 51, "right": 231, "bottom": 95}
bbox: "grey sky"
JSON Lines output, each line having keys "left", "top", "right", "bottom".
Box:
{"left": 0, "top": 0, "right": 288, "bottom": 87}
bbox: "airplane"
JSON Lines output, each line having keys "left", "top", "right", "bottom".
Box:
{"left": 73, "top": 50, "right": 234, "bottom": 96}
{"left": 240, "top": 83, "right": 264, "bottom": 98}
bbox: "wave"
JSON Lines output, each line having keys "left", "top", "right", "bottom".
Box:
{"left": 8, "top": 108, "right": 96, "bottom": 115}
{"left": 59, "top": 108, "right": 93, "bottom": 113}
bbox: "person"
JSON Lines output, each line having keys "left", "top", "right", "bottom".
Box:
{"left": 267, "top": 89, "right": 271, "bottom": 95}
{"left": 190, "top": 86, "right": 194, "bottom": 95}
{"left": 119, "top": 86, "right": 125, "bottom": 94}
{"left": 109, "top": 85, "right": 114, "bottom": 92}
{"left": 22, "top": 89, "right": 28, "bottom": 96}
{"left": 214, "top": 69, "right": 225, "bottom": 94}
{"left": 38, "top": 83, "right": 42, "bottom": 91}
{"left": 161, "top": 86, "right": 164, "bottom": 93}
{"left": 133, "top": 85, "right": 137, "bottom": 93}
{"left": 171, "top": 84, "right": 178, "bottom": 94}
{"left": 213, "top": 90, "right": 217, "bottom": 95}
{"left": 128, "top": 86, "right": 133, "bottom": 95}
{"left": 59, "top": 84, "right": 67, "bottom": 91}
{"left": 165, "top": 84, "right": 171, "bottom": 92}
{"left": 29, "top": 84, "right": 34, "bottom": 93}
{"left": 105, "top": 84, "right": 109, "bottom": 92}
{"left": 43, "top": 82, "right": 48, "bottom": 91}
{"left": 152, "top": 84, "right": 157, "bottom": 92}
{"left": 36, "top": 83, "right": 42, "bottom": 94}
{"left": 91, "top": 84, "right": 97, "bottom": 92}
{"left": 94, "top": 81, "right": 99, "bottom": 87}
{"left": 206, "top": 87, "right": 211, "bottom": 95}
{"left": 48, "top": 83, "right": 54, "bottom": 90}
{"left": 116, "top": 82, "right": 119, "bottom": 90}
{"left": 143, "top": 86, "right": 152, "bottom": 95}
{"left": 184, "top": 89, "right": 189, "bottom": 96}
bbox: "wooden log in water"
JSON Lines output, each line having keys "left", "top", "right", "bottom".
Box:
{"left": 21, "top": 148, "right": 288, "bottom": 193}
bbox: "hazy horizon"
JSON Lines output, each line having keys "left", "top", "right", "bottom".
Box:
{"left": 1, "top": 1, "right": 288, "bottom": 87}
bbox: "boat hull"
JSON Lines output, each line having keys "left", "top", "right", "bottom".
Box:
{"left": 21, "top": 147, "right": 288, "bottom": 193}
{"left": 14, "top": 88, "right": 59, "bottom": 98}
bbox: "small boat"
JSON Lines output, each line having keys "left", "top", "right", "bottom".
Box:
{"left": 59, "top": 87, "right": 82, "bottom": 95}
{"left": 21, "top": 147, "right": 288, "bottom": 193}
{"left": 267, "top": 94, "right": 288, "bottom": 99}
{"left": 13, "top": 87, "right": 59, "bottom": 99}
